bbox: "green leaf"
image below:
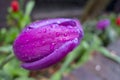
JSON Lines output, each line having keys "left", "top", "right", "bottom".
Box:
{"left": 0, "top": 53, "right": 14, "bottom": 69}
{"left": 15, "top": 77, "right": 35, "bottom": 80}
{"left": 106, "top": 27, "right": 118, "bottom": 42}
{"left": 60, "top": 44, "right": 84, "bottom": 73}
{"left": 76, "top": 36, "right": 102, "bottom": 67}
{"left": 76, "top": 48, "right": 92, "bottom": 67}
{"left": 19, "top": 15, "right": 31, "bottom": 29}
{"left": 97, "top": 47, "right": 120, "bottom": 63}
{"left": 0, "top": 45, "right": 12, "bottom": 53}
{"left": 0, "top": 28, "right": 7, "bottom": 35}
{"left": 3, "top": 58, "right": 30, "bottom": 78}
{"left": 4, "top": 28, "right": 19, "bottom": 44}
{"left": 0, "top": 70, "right": 12, "bottom": 80}
{"left": 25, "top": 0, "right": 35, "bottom": 16}
{"left": 0, "top": 28, "right": 7, "bottom": 43}
{"left": 50, "top": 71, "right": 62, "bottom": 80}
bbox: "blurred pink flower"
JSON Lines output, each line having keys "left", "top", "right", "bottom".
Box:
{"left": 96, "top": 19, "right": 110, "bottom": 30}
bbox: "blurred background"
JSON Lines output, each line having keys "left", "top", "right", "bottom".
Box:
{"left": 1, "top": 0, "right": 120, "bottom": 28}
{"left": 0, "top": 0, "right": 120, "bottom": 80}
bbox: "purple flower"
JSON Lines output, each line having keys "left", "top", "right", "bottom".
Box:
{"left": 13, "top": 18, "right": 84, "bottom": 70}
{"left": 96, "top": 19, "right": 110, "bottom": 30}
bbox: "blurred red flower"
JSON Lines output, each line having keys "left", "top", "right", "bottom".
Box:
{"left": 116, "top": 17, "right": 120, "bottom": 26}
{"left": 11, "top": 0, "right": 19, "bottom": 12}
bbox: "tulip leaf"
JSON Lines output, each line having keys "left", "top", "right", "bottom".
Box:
{"left": 97, "top": 47, "right": 120, "bottom": 63}
{"left": 15, "top": 77, "right": 35, "bottom": 80}
{"left": 3, "top": 58, "right": 30, "bottom": 78}
{"left": 0, "top": 70, "right": 12, "bottom": 80}
{"left": 0, "top": 45, "right": 12, "bottom": 53}
{"left": 19, "top": 15, "right": 31, "bottom": 28}
{"left": 25, "top": 0, "right": 35, "bottom": 16}
{"left": 5, "top": 28, "right": 19, "bottom": 44}
{"left": 60, "top": 44, "right": 83, "bottom": 73}
{"left": 106, "top": 27, "right": 118, "bottom": 42}
{"left": 50, "top": 71, "right": 62, "bottom": 80}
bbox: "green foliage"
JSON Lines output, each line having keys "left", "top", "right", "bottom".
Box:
{"left": 97, "top": 47, "right": 120, "bottom": 63}
{"left": 3, "top": 58, "right": 29, "bottom": 79}
{"left": 0, "top": 0, "right": 35, "bottom": 79}
{"left": 25, "top": 0, "right": 35, "bottom": 16}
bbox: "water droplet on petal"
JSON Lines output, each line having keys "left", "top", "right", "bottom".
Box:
{"left": 68, "top": 26, "right": 73, "bottom": 29}
{"left": 42, "top": 41, "right": 45, "bottom": 44}
{"left": 64, "top": 33, "right": 67, "bottom": 36}
{"left": 52, "top": 42, "right": 55, "bottom": 46}
{"left": 26, "top": 40, "right": 29, "bottom": 42}
{"left": 52, "top": 24, "right": 58, "bottom": 28}
{"left": 50, "top": 25, "right": 53, "bottom": 28}
{"left": 62, "top": 38, "right": 66, "bottom": 42}
{"left": 74, "top": 38, "right": 78, "bottom": 43}
{"left": 50, "top": 43, "right": 55, "bottom": 50}
{"left": 43, "top": 29, "right": 47, "bottom": 33}
{"left": 56, "top": 32, "right": 60, "bottom": 36}
{"left": 31, "top": 43, "right": 34, "bottom": 46}
{"left": 38, "top": 30, "right": 42, "bottom": 33}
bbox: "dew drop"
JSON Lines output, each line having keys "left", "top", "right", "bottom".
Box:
{"left": 28, "top": 26, "right": 34, "bottom": 29}
{"left": 33, "top": 43, "right": 35, "bottom": 45}
{"left": 52, "top": 24, "right": 58, "bottom": 28}
{"left": 56, "top": 32, "right": 60, "bottom": 36}
{"left": 80, "top": 30, "right": 82, "bottom": 34}
{"left": 74, "top": 38, "right": 78, "bottom": 43}
{"left": 50, "top": 25, "right": 53, "bottom": 28}
{"left": 42, "top": 41, "right": 45, "bottom": 44}
{"left": 52, "top": 42, "right": 55, "bottom": 46}
{"left": 68, "top": 26, "right": 73, "bottom": 29}
{"left": 50, "top": 43, "right": 55, "bottom": 50}
{"left": 64, "top": 33, "right": 67, "bottom": 36}
{"left": 61, "top": 38, "right": 66, "bottom": 42}
{"left": 26, "top": 40, "right": 29, "bottom": 42}
{"left": 50, "top": 45, "right": 54, "bottom": 50}
{"left": 43, "top": 29, "right": 47, "bottom": 33}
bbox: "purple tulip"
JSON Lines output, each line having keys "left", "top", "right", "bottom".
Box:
{"left": 96, "top": 19, "right": 110, "bottom": 30}
{"left": 13, "top": 18, "right": 84, "bottom": 70}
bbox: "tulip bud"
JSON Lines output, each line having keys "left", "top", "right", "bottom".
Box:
{"left": 96, "top": 19, "right": 110, "bottom": 30}
{"left": 116, "top": 17, "right": 120, "bottom": 26}
{"left": 13, "top": 18, "right": 84, "bottom": 70}
{"left": 11, "top": 0, "right": 19, "bottom": 12}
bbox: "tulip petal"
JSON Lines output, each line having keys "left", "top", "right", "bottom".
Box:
{"left": 13, "top": 18, "right": 84, "bottom": 70}
{"left": 22, "top": 38, "right": 79, "bottom": 70}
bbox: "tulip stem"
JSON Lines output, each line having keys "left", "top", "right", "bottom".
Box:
{"left": 97, "top": 47, "right": 120, "bottom": 63}
{"left": 0, "top": 54, "right": 14, "bottom": 69}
